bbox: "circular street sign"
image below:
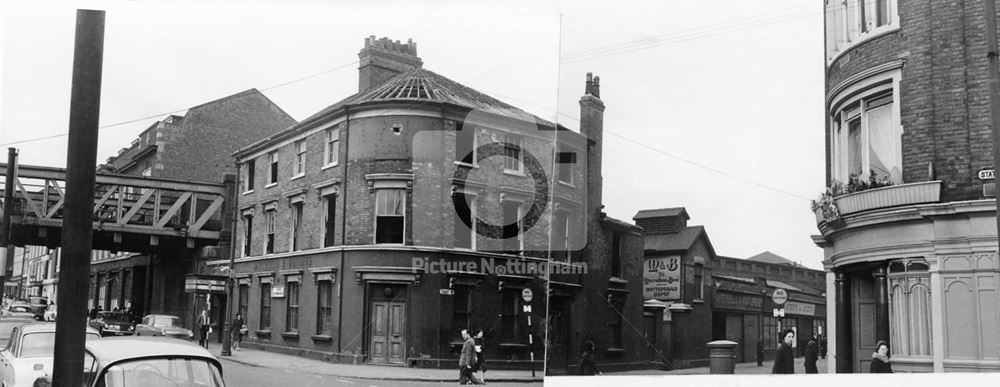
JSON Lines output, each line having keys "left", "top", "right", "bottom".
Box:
{"left": 772, "top": 289, "right": 788, "bottom": 305}
{"left": 522, "top": 288, "right": 533, "bottom": 303}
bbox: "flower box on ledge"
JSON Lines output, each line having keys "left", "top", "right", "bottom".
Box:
{"left": 834, "top": 180, "right": 942, "bottom": 216}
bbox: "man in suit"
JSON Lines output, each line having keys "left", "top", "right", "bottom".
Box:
{"left": 458, "top": 329, "right": 481, "bottom": 385}
{"left": 197, "top": 309, "right": 211, "bottom": 348}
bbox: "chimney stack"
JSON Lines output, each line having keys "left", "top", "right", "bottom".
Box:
{"left": 358, "top": 36, "right": 422, "bottom": 93}
{"left": 580, "top": 72, "right": 605, "bottom": 221}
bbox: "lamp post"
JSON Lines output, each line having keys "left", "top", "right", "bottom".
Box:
{"left": 220, "top": 166, "right": 240, "bottom": 357}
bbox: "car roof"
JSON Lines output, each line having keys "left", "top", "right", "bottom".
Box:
{"left": 86, "top": 337, "right": 219, "bottom": 367}
{"left": 144, "top": 314, "right": 180, "bottom": 319}
{"left": 19, "top": 322, "right": 100, "bottom": 335}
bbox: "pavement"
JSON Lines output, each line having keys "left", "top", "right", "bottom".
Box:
{"left": 602, "top": 357, "right": 830, "bottom": 375}
{"left": 215, "top": 347, "right": 544, "bottom": 383}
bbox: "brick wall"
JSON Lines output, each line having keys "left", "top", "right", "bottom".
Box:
{"left": 826, "top": 0, "right": 1000, "bottom": 202}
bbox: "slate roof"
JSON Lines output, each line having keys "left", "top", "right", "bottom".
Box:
{"left": 301, "top": 67, "right": 555, "bottom": 127}
{"left": 633, "top": 207, "right": 689, "bottom": 220}
{"left": 643, "top": 226, "right": 706, "bottom": 252}
{"left": 746, "top": 251, "right": 798, "bottom": 266}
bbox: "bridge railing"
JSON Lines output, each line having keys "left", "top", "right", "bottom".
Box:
{"left": 1, "top": 163, "right": 228, "bottom": 240}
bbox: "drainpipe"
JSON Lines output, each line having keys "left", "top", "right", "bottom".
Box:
{"left": 338, "top": 107, "right": 351, "bottom": 355}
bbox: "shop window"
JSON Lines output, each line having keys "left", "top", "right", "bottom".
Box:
{"left": 889, "top": 260, "right": 932, "bottom": 357}
{"left": 500, "top": 289, "right": 522, "bottom": 342}
{"left": 452, "top": 285, "right": 473, "bottom": 338}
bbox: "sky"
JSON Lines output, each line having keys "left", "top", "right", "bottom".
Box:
{"left": 0, "top": 0, "right": 826, "bottom": 269}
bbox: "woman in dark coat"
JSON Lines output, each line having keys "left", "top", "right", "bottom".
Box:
{"left": 772, "top": 328, "right": 796, "bottom": 374}
{"left": 804, "top": 339, "right": 819, "bottom": 373}
{"left": 579, "top": 340, "right": 602, "bottom": 375}
{"left": 870, "top": 340, "right": 893, "bottom": 373}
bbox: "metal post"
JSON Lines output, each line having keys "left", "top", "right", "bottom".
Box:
{"left": 0, "top": 148, "right": 18, "bottom": 301}
{"left": 52, "top": 9, "right": 104, "bottom": 387}
{"left": 987, "top": 0, "right": 1000, "bottom": 247}
{"left": 526, "top": 306, "right": 534, "bottom": 377}
{"left": 221, "top": 168, "right": 239, "bottom": 357}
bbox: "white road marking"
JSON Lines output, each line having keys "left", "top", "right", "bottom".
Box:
{"left": 335, "top": 380, "right": 355, "bottom": 384}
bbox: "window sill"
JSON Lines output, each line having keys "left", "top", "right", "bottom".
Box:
{"left": 281, "top": 332, "right": 300, "bottom": 340}
{"left": 242, "top": 190, "right": 254, "bottom": 195}
{"left": 311, "top": 334, "right": 333, "bottom": 343}
{"left": 290, "top": 174, "right": 305, "bottom": 181}
{"left": 503, "top": 169, "right": 526, "bottom": 177}
{"left": 322, "top": 163, "right": 339, "bottom": 171}
{"left": 255, "top": 329, "right": 272, "bottom": 337}
{"left": 557, "top": 180, "right": 575, "bottom": 188}
{"left": 453, "top": 161, "right": 479, "bottom": 169}
{"left": 265, "top": 183, "right": 277, "bottom": 189}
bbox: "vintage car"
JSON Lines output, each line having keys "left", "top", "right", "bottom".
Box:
{"left": 88, "top": 312, "right": 134, "bottom": 337}
{"left": 133, "top": 314, "right": 193, "bottom": 340}
{"left": 0, "top": 322, "right": 101, "bottom": 387}
{"left": 3, "top": 303, "right": 36, "bottom": 319}
{"left": 26, "top": 297, "right": 47, "bottom": 321}
{"left": 33, "top": 337, "right": 225, "bottom": 387}
{"left": 41, "top": 305, "right": 56, "bottom": 322}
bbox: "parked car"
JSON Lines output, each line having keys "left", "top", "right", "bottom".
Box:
{"left": 133, "top": 314, "right": 193, "bottom": 340}
{"left": 88, "top": 312, "right": 134, "bottom": 337}
{"left": 32, "top": 337, "right": 224, "bottom": 387}
{"left": 26, "top": 297, "right": 47, "bottom": 321}
{"left": 41, "top": 304, "right": 56, "bottom": 322}
{"left": 3, "top": 303, "right": 36, "bottom": 319}
{"left": 0, "top": 322, "right": 101, "bottom": 387}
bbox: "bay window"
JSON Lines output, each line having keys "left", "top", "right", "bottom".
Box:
{"left": 826, "top": 0, "right": 899, "bottom": 63}
{"left": 829, "top": 70, "right": 902, "bottom": 185}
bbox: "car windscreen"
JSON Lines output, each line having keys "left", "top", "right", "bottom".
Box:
{"left": 19, "top": 332, "right": 101, "bottom": 357}
{"left": 99, "top": 358, "right": 224, "bottom": 387}
{"left": 9, "top": 305, "right": 32, "bottom": 313}
{"left": 152, "top": 317, "right": 182, "bottom": 327}
{"left": 98, "top": 313, "right": 128, "bottom": 321}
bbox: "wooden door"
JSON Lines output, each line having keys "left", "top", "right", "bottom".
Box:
{"left": 725, "top": 314, "right": 744, "bottom": 362}
{"left": 388, "top": 302, "right": 405, "bottom": 364}
{"left": 370, "top": 301, "right": 388, "bottom": 363}
{"left": 852, "top": 272, "right": 877, "bottom": 372}
{"left": 743, "top": 314, "right": 759, "bottom": 363}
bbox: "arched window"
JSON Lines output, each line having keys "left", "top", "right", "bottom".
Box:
{"left": 888, "top": 259, "right": 932, "bottom": 357}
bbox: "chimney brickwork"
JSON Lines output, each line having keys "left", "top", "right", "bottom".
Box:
{"left": 358, "top": 36, "right": 423, "bottom": 93}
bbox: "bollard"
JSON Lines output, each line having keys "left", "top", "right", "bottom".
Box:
{"left": 707, "top": 340, "right": 739, "bottom": 374}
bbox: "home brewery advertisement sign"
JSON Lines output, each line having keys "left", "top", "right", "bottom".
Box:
{"left": 643, "top": 256, "right": 681, "bottom": 300}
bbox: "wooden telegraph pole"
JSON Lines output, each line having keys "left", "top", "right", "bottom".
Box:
{"left": 52, "top": 9, "right": 105, "bottom": 387}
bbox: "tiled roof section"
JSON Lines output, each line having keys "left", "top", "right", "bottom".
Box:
{"left": 746, "top": 251, "right": 797, "bottom": 266}
{"left": 602, "top": 216, "right": 641, "bottom": 231}
{"left": 766, "top": 280, "right": 802, "bottom": 292}
{"left": 643, "top": 226, "right": 705, "bottom": 252}
{"left": 301, "top": 67, "right": 554, "bottom": 127}
{"left": 634, "top": 207, "right": 688, "bottom": 220}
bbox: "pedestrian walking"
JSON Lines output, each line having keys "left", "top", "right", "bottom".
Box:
{"left": 197, "top": 309, "right": 211, "bottom": 348}
{"left": 471, "top": 329, "right": 487, "bottom": 384}
{"left": 869, "top": 340, "right": 893, "bottom": 373}
{"left": 804, "top": 337, "right": 819, "bottom": 374}
{"left": 772, "top": 328, "right": 795, "bottom": 374}
{"left": 579, "top": 339, "right": 602, "bottom": 375}
{"left": 231, "top": 313, "right": 245, "bottom": 351}
{"left": 458, "top": 329, "right": 480, "bottom": 385}
{"left": 756, "top": 337, "right": 764, "bottom": 367}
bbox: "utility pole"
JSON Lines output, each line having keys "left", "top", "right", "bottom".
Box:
{"left": 221, "top": 167, "right": 240, "bottom": 357}
{"left": 52, "top": 9, "right": 104, "bottom": 387}
{"left": 987, "top": 0, "right": 1000, "bottom": 245}
{"left": 0, "top": 148, "right": 18, "bottom": 302}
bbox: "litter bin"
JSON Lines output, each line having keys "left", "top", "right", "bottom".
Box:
{"left": 707, "top": 340, "right": 738, "bottom": 374}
